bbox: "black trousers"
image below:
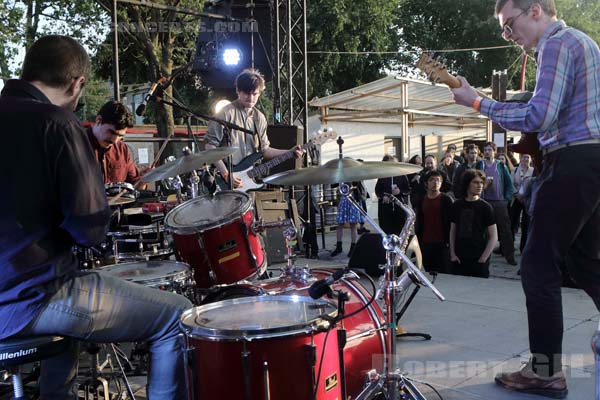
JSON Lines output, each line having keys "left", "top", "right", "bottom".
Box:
{"left": 521, "top": 144, "right": 600, "bottom": 376}
{"left": 510, "top": 198, "right": 530, "bottom": 252}
{"left": 421, "top": 243, "right": 450, "bottom": 274}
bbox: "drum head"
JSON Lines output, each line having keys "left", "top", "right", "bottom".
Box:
{"left": 181, "top": 296, "right": 337, "bottom": 340}
{"left": 165, "top": 191, "right": 252, "bottom": 233}
{"left": 98, "top": 260, "right": 190, "bottom": 286}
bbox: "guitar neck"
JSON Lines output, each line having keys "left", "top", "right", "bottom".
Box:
{"left": 251, "top": 142, "right": 312, "bottom": 177}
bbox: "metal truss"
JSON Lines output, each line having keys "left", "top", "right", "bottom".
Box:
{"left": 272, "top": 0, "right": 308, "bottom": 137}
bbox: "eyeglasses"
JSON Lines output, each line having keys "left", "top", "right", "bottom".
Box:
{"left": 502, "top": 7, "right": 530, "bottom": 39}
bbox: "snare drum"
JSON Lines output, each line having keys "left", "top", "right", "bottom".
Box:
{"left": 200, "top": 268, "right": 386, "bottom": 398}
{"left": 165, "top": 191, "right": 266, "bottom": 288}
{"left": 181, "top": 296, "right": 342, "bottom": 400}
{"left": 98, "top": 260, "right": 193, "bottom": 295}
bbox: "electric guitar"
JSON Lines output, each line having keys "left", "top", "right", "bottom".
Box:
{"left": 216, "top": 129, "right": 336, "bottom": 192}
{"left": 416, "top": 52, "right": 542, "bottom": 170}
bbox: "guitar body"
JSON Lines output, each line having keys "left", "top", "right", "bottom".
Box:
{"left": 214, "top": 129, "right": 336, "bottom": 192}
{"left": 215, "top": 153, "right": 265, "bottom": 192}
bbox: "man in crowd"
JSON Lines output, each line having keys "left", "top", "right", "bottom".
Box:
{"left": 451, "top": 0, "right": 600, "bottom": 397}
{"left": 414, "top": 170, "right": 453, "bottom": 273}
{"left": 449, "top": 170, "right": 498, "bottom": 278}
{"left": 452, "top": 143, "right": 480, "bottom": 198}
{"left": 0, "top": 35, "right": 191, "bottom": 399}
{"left": 477, "top": 142, "right": 516, "bottom": 265}
{"left": 411, "top": 154, "right": 451, "bottom": 205}
{"left": 87, "top": 100, "right": 142, "bottom": 185}
{"left": 205, "top": 68, "right": 302, "bottom": 188}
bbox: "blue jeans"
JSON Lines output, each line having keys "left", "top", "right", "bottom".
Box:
{"left": 17, "top": 270, "right": 193, "bottom": 400}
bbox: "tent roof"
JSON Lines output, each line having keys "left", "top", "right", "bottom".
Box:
{"left": 309, "top": 75, "right": 492, "bottom": 128}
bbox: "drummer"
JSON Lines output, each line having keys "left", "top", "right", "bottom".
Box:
{"left": 86, "top": 100, "right": 145, "bottom": 185}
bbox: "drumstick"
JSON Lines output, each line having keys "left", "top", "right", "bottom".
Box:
{"left": 107, "top": 135, "right": 174, "bottom": 206}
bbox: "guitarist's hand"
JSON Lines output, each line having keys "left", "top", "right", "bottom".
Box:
{"left": 222, "top": 171, "right": 244, "bottom": 188}
{"left": 292, "top": 145, "right": 304, "bottom": 158}
{"left": 450, "top": 76, "right": 479, "bottom": 108}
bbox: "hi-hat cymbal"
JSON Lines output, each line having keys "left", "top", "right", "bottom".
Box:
{"left": 263, "top": 157, "right": 422, "bottom": 186}
{"left": 140, "top": 147, "right": 237, "bottom": 182}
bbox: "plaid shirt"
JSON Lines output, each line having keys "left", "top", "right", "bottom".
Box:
{"left": 480, "top": 20, "right": 600, "bottom": 150}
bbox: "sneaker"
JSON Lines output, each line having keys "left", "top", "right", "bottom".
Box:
{"left": 495, "top": 361, "right": 568, "bottom": 399}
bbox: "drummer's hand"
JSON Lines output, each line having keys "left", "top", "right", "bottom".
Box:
{"left": 292, "top": 145, "right": 304, "bottom": 158}
{"left": 382, "top": 195, "right": 391, "bottom": 204}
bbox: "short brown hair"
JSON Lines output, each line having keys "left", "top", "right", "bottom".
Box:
{"left": 97, "top": 101, "right": 134, "bottom": 130}
{"left": 495, "top": 0, "right": 557, "bottom": 18}
{"left": 21, "top": 35, "right": 90, "bottom": 88}
{"left": 235, "top": 68, "right": 265, "bottom": 93}
{"left": 483, "top": 141, "right": 497, "bottom": 151}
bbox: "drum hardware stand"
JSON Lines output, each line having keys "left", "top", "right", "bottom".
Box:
{"left": 189, "top": 170, "right": 200, "bottom": 199}
{"left": 335, "top": 183, "right": 444, "bottom": 400}
{"left": 395, "top": 274, "right": 434, "bottom": 341}
{"left": 78, "top": 343, "right": 136, "bottom": 400}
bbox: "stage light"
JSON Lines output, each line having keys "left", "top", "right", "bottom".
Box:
{"left": 222, "top": 48, "right": 241, "bottom": 66}
{"left": 214, "top": 99, "right": 231, "bottom": 113}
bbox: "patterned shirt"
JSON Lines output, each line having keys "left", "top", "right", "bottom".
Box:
{"left": 479, "top": 20, "right": 600, "bottom": 150}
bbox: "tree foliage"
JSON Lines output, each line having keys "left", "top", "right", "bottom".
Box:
{"left": 306, "top": 0, "right": 401, "bottom": 97}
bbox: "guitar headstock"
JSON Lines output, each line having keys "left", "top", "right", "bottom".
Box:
{"left": 310, "top": 128, "right": 336, "bottom": 145}
{"left": 416, "top": 53, "right": 461, "bottom": 89}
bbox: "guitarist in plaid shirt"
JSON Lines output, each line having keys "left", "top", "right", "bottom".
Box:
{"left": 451, "top": 0, "right": 600, "bottom": 398}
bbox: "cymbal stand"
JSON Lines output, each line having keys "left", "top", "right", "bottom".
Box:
{"left": 336, "top": 183, "right": 445, "bottom": 400}
{"left": 189, "top": 170, "right": 200, "bottom": 199}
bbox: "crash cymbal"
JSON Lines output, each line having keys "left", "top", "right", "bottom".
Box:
{"left": 140, "top": 147, "right": 237, "bottom": 182}
{"left": 263, "top": 157, "right": 422, "bottom": 186}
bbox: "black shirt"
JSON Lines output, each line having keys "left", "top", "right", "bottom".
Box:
{"left": 451, "top": 198, "right": 495, "bottom": 259}
{"left": 0, "top": 79, "right": 110, "bottom": 339}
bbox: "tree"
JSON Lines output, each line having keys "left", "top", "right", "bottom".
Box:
{"left": 396, "top": 0, "right": 516, "bottom": 88}
{"left": 95, "top": 0, "right": 206, "bottom": 141}
{"left": 306, "top": 0, "right": 401, "bottom": 98}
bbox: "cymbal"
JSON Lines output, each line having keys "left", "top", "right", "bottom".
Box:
{"left": 140, "top": 147, "right": 237, "bottom": 182}
{"left": 263, "top": 157, "right": 422, "bottom": 186}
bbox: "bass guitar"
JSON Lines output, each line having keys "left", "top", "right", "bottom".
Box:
{"left": 217, "top": 129, "right": 336, "bottom": 192}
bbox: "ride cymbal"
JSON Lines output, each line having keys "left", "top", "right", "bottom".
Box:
{"left": 140, "top": 147, "right": 237, "bottom": 182}
{"left": 263, "top": 157, "right": 422, "bottom": 186}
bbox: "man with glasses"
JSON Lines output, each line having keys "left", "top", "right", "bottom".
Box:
{"left": 87, "top": 100, "right": 142, "bottom": 184}
{"left": 451, "top": 1, "right": 600, "bottom": 398}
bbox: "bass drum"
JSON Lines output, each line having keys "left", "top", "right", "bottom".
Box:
{"left": 202, "top": 268, "right": 386, "bottom": 398}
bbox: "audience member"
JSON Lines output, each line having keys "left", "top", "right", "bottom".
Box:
{"left": 414, "top": 170, "right": 453, "bottom": 273}
{"left": 375, "top": 155, "right": 410, "bottom": 235}
{"left": 511, "top": 153, "right": 535, "bottom": 252}
{"left": 450, "top": 170, "right": 498, "bottom": 278}
{"left": 477, "top": 142, "right": 516, "bottom": 265}
{"left": 452, "top": 143, "right": 480, "bottom": 199}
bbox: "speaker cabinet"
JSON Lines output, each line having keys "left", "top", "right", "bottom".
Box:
{"left": 266, "top": 125, "right": 303, "bottom": 175}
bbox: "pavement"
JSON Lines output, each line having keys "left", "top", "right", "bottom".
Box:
{"left": 296, "top": 222, "right": 600, "bottom": 400}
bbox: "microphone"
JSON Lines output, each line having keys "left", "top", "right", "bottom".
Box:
{"left": 135, "top": 77, "right": 167, "bottom": 116}
{"left": 308, "top": 268, "right": 347, "bottom": 299}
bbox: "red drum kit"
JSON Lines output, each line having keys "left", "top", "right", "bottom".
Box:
{"left": 165, "top": 190, "right": 266, "bottom": 288}
{"left": 92, "top": 140, "right": 446, "bottom": 400}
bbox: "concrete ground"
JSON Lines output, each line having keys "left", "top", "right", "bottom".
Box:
{"left": 296, "top": 221, "right": 599, "bottom": 399}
